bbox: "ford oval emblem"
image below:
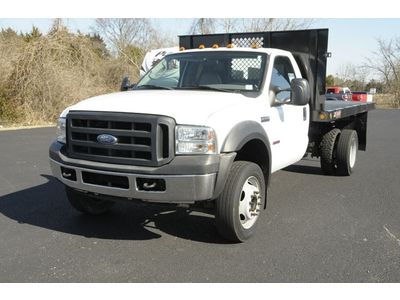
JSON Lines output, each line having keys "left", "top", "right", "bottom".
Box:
{"left": 97, "top": 134, "right": 118, "bottom": 145}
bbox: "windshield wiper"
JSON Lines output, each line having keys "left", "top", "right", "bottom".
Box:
{"left": 178, "top": 85, "right": 238, "bottom": 93}
{"left": 135, "top": 84, "right": 174, "bottom": 90}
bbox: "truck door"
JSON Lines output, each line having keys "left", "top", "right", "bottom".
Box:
{"left": 265, "top": 55, "right": 309, "bottom": 172}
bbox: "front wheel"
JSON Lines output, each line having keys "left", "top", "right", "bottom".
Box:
{"left": 216, "top": 161, "right": 265, "bottom": 242}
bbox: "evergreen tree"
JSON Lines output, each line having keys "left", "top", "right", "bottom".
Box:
{"left": 22, "top": 26, "right": 42, "bottom": 42}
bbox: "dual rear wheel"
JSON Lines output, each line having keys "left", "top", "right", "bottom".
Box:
{"left": 320, "top": 129, "right": 359, "bottom": 176}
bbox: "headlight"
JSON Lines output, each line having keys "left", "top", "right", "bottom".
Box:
{"left": 56, "top": 117, "right": 66, "bottom": 144}
{"left": 175, "top": 125, "right": 217, "bottom": 155}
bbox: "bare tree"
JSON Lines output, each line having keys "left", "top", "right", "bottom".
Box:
{"left": 95, "top": 18, "right": 172, "bottom": 71}
{"left": 336, "top": 63, "right": 357, "bottom": 84}
{"left": 366, "top": 37, "right": 400, "bottom": 106}
{"left": 335, "top": 63, "right": 370, "bottom": 91}
{"left": 48, "top": 18, "right": 68, "bottom": 35}
{"left": 190, "top": 18, "right": 216, "bottom": 34}
{"left": 217, "top": 19, "right": 240, "bottom": 33}
{"left": 366, "top": 38, "right": 399, "bottom": 84}
{"left": 190, "top": 18, "right": 314, "bottom": 34}
{"left": 95, "top": 18, "right": 152, "bottom": 51}
{"left": 239, "top": 18, "right": 314, "bottom": 32}
{"left": 241, "top": 18, "right": 276, "bottom": 32}
{"left": 355, "top": 66, "right": 370, "bottom": 90}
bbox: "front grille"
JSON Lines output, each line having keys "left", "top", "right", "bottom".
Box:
{"left": 66, "top": 111, "right": 175, "bottom": 166}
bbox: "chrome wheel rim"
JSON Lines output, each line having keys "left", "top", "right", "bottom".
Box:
{"left": 349, "top": 138, "right": 357, "bottom": 168}
{"left": 238, "top": 176, "right": 262, "bottom": 229}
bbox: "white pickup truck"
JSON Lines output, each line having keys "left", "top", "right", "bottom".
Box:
{"left": 49, "top": 29, "right": 375, "bottom": 242}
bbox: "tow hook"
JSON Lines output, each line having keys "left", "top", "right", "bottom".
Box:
{"left": 136, "top": 178, "right": 166, "bottom": 192}
{"left": 143, "top": 182, "right": 157, "bottom": 190}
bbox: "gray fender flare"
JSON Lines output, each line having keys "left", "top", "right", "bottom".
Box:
{"left": 212, "top": 121, "right": 272, "bottom": 199}
{"left": 221, "top": 121, "right": 271, "bottom": 156}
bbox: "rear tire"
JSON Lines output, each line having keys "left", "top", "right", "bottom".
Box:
{"left": 216, "top": 161, "right": 265, "bottom": 243}
{"left": 336, "top": 129, "right": 358, "bottom": 176}
{"left": 320, "top": 128, "right": 341, "bottom": 175}
{"left": 66, "top": 187, "right": 115, "bottom": 215}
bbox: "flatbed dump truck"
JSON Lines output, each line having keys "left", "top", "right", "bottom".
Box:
{"left": 49, "top": 29, "right": 375, "bottom": 242}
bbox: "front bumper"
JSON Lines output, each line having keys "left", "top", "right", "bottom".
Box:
{"left": 49, "top": 142, "right": 235, "bottom": 204}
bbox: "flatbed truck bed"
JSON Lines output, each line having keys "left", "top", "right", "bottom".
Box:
{"left": 312, "top": 101, "right": 376, "bottom": 122}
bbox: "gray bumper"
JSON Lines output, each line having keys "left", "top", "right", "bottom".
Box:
{"left": 49, "top": 142, "right": 235, "bottom": 204}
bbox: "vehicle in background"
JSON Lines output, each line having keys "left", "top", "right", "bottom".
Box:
{"left": 351, "top": 91, "right": 373, "bottom": 102}
{"left": 120, "top": 47, "right": 179, "bottom": 91}
{"left": 326, "top": 86, "right": 352, "bottom": 101}
{"left": 140, "top": 47, "right": 179, "bottom": 78}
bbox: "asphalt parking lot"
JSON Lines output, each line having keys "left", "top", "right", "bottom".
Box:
{"left": 0, "top": 109, "right": 399, "bottom": 282}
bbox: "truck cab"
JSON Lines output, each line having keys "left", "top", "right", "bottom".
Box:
{"left": 49, "top": 29, "right": 374, "bottom": 242}
{"left": 136, "top": 47, "right": 309, "bottom": 172}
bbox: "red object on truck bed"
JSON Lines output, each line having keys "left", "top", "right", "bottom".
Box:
{"left": 326, "top": 86, "right": 352, "bottom": 101}
{"left": 351, "top": 91, "right": 368, "bottom": 102}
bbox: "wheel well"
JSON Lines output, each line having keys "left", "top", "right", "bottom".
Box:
{"left": 234, "top": 139, "right": 270, "bottom": 186}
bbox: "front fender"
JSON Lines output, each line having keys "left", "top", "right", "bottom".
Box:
{"left": 221, "top": 121, "right": 271, "bottom": 154}
{"left": 220, "top": 121, "right": 272, "bottom": 190}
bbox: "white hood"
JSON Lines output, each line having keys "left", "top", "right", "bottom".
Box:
{"left": 64, "top": 90, "right": 252, "bottom": 125}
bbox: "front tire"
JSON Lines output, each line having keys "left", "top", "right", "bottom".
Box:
{"left": 216, "top": 161, "right": 265, "bottom": 242}
{"left": 66, "top": 187, "right": 115, "bottom": 215}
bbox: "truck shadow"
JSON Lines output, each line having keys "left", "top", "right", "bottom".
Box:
{"left": 283, "top": 164, "right": 323, "bottom": 175}
{"left": 282, "top": 158, "right": 325, "bottom": 175}
{"left": 0, "top": 175, "right": 227, "bottom": 244}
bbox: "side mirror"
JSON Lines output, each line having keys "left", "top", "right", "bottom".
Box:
{"left": 270, "top": 85, "right": 291, "bottom": 105}
{"left": 290, "top": 78, "right": 310, "bottom": 106}
{"left": 272, "top": 85, "right": 291, "bottom": 95}
{"left": 120, "top": 76, "right": 135, "bottom": 91}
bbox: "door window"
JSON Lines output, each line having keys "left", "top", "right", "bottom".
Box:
{"left": 270, "top": 56, "right": 296, "bottom": 102}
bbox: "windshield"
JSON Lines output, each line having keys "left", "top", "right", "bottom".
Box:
{"left": 136, "top": 51, "right": 268, "bottom": 94}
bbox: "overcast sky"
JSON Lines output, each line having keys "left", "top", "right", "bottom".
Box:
{"left": 1, "top": 18, "right": 399, "bottom": 79}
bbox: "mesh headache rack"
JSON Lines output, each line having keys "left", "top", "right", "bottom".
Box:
{"left": 179, "top": 29, "right": 330, "bottom": 115}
